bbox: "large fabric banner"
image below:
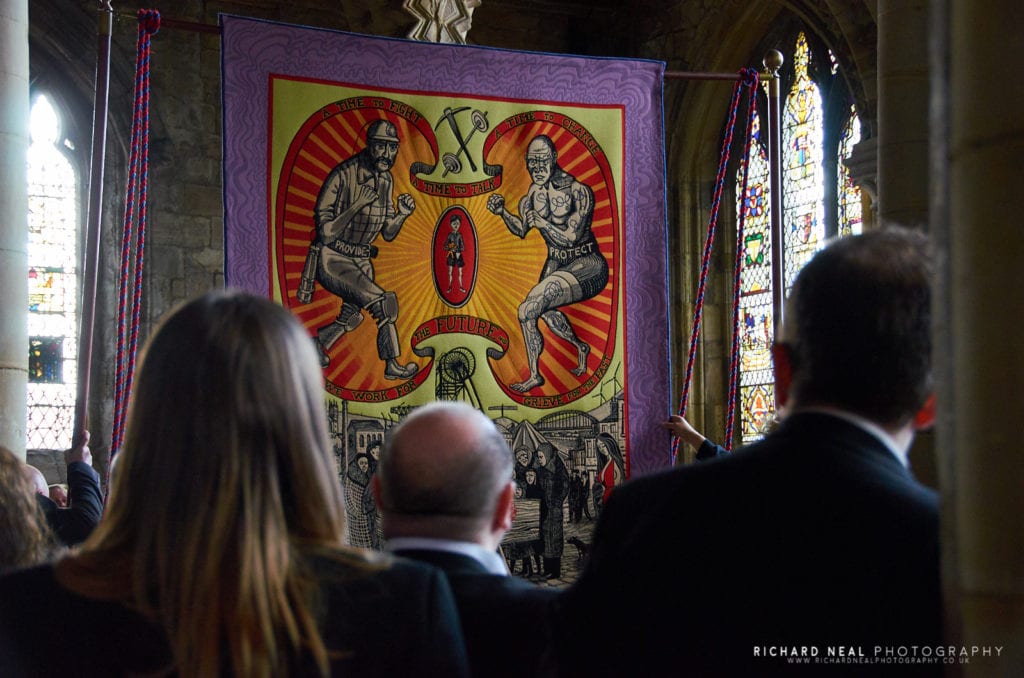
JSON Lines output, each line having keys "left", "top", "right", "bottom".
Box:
{"left": 222, "top": 15, "right": 670, "bottom": 578}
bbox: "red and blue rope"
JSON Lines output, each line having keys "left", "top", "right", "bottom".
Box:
{"left": 111, "top": 10, "right": 160, "bottom": 459}
{"left": 672, "top": 68, "right": 759, "bottom": 463}
{"left": 723, "top": 69, "right": 760, "bottom": 448}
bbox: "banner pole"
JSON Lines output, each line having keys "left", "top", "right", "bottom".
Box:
{"left": 74, "top": 0, "right": 113, "bottom": 445}
{"left": 763, "top": 49, "right": 785, "bottom": 337}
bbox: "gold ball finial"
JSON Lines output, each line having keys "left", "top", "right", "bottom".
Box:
{"left": 763, "top": 49, "right": 784, "bottom": 74}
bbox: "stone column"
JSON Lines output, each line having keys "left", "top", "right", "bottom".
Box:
{"left": 877, "top": 0, "right": 930, "bottom": 225}
{"left": 878, "top": 0, "right": 939, "bottom": 488}
{"left": 941, "top": 0, "right": 1024, "bottom": 672}
{"left": 0, "top": 0, "right": 29, "bottom": 459}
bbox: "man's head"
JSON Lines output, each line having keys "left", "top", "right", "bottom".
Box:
{"left": 374, "top": 401, "right": 515, "bottom": 548}
{"left": 525, "top": 135, "right": 557, "bottom": 187}
{"left": 536, "top": 442, "right": 553, "bottom": 468}
{"left": 774, "top": 227, "right": 933, "bottom": 428}
{"left": 48, "top": 484, "right": 68, "bottom": 507}
{"left": 24, "top": 465, "right": 48, "bottom": 497}
{"left": 514, "top": 447, "right": 530, "bottom": 467}
{"left": 450, "top": 214, "right": 461, "bottom": 231}
{"left": 364, "top": 119, "right": 400, "bottom": 173}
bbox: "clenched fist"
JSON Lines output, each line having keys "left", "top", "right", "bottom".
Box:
{"left": 397, "top": 193, "right": 416, "bottom": 215}
{"left": 487, "top": 193, "right": 505, "bottom": 214}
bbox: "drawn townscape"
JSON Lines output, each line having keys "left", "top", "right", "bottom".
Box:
{"left": 328, "top": 380, "right": 626, "bottom": 587}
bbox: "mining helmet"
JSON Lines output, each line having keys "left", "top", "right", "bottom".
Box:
{"left": 366, "top": 119, "right": 400, "bottom": 143}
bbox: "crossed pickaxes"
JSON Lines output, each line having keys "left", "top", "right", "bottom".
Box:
{"left": 434, "top": 107, "right": 489, "bottom": 176}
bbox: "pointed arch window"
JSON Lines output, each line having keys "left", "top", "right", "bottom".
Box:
{"left": 735, "top": 32, "right": 863, "bottom": 443}
{"left": 27, "top": 94, "right": 80, "bottom": 450}
{"left": 781, "top": 33, "right": 826, "bottom": 292}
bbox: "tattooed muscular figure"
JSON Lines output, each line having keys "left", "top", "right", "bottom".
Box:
{"left": 487, "top": 135, "right": 609, "bottom": 392}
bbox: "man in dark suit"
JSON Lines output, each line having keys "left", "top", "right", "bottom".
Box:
{"left": 374, "top": 401, "right": 560, "bottom": 678}
{"left": 558, "top": 228, "right": 942, "bottom": 676}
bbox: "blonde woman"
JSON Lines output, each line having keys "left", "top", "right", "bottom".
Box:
{"left": 0, "top": 291, "right": 468, "bottom": 677}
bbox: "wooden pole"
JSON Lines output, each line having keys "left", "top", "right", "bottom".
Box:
{"left": 74, "top": 1, "right": 113, "bottom": 445}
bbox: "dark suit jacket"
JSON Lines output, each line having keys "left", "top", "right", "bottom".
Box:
{"left": 558, "top": 412, "right": 942, "bottom": 677}
{"left": 395, "top": 548, "right": 561, "bottom": 678}
{"left": 0, "top": 551, "right": 469, "bottom": 678}
{"left": 36, "top": 461, "right": 103, "bottom": 546}
{"left": 695, "top": 438, "right": 729, "bottom": 461}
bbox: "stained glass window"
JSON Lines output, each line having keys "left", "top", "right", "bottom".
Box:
{"left": 27, "top": 95, "right": 79, "bottom": 450}
{"left": 781, "top": 33, "right": 825, "bottom": 292}
{"left": 838, "top": 107, "right": 863, "bottom": 237}
{"left": 736, "top": 110, "right": 776, "bottom": 443}
{"left": 734, "top": 32, "right": 862, "bottom": 444}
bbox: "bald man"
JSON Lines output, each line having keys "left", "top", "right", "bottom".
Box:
{"left": 27, "top": 431, "right": 102, "bottom": 547}
{"left": 486, "top": 134, "right": 609, "bottom": 392}
{"left": 374, "top": 401, "right": 559, "bottom": 678}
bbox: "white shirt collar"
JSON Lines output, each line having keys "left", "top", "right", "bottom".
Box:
{"left": 384, "top": 536, "right": 509, "bottom": 576}
{"left": 794, "top": 407, "right": 911, "bottom": 469}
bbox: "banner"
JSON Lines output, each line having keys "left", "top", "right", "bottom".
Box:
{"left": 222, "top": 15, "right": 671, "bottom": 578}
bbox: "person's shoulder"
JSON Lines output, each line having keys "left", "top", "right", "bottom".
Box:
{"left": 393, "top": 547, "right": 493, "bottom": 576}
{"left": 0, "top": 564, "right": 63, "bottom": 674}
{"left": 309, "top": 546, "right": 446, "bottom": 590}
{"left": 0, "top": 562, "right": 147, "bottom": 643}
{"left": 325, "top": 155, "right": 352, "bottom": 175}
{"left": 551, "top": 168, "right": 577, "bottom": 190}
{"left": 447, "top": 575, "right": 560, "bottom": 640}
{"left": 0, "top": 562, "right": 56, "bottom": 598}
{"left": 601, "top": 446, "right": 770, "bottom": 525}
{"left": 609, "top": 453, "right": 731, "bottom": 500}
{"left": 310, "top": 547, "right": 467, "bottom": 664}
{"left": 0, "top": 562, "right": 126, "bottom": 617}
{"left": 490, "top": 574, "right": 562, "bottom": 602}
{"left": 453, "top": 569, "right": 560, "bottom": 597}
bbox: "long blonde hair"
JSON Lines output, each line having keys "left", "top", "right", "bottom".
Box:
{"left": 59, "top": 290, "right": 356, "bottom": 676}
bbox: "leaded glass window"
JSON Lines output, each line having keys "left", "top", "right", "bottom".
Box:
{"left": 736, "top": 110, "right": 775, "bottom": 442}
{"left": 27, "top": 94, "right": 79, "bottom": 450}
{"left": 838, "top": 108, "right": 863, "bottom": 237}
{"left": 734, "top": 32, "right": 863, "bottom": 445}
{"left": 782, "top": 33, "right": 825, "bottom": 292}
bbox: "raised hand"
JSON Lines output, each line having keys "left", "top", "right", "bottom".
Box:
{"left": 397, "top": 193, "right": 416, "bottom": 216}
{"left": 487, "top": 193, "right": 505, "bottom": 214}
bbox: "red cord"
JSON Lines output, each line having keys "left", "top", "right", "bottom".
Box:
{"left": 723, "top": 69, "right": 760, "bottom": 449}
{"left": 110, "top": 10, "right": 160, "bottom": 460}
{"left": 672, "top": 68, "right": 759, "bottom": 463}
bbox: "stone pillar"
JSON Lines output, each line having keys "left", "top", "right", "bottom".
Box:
{"left": 877, "top": 0, "right": 940, "bottom": 489}
{"left": 941, "top": 0, "right": 1024, "bottom": 672}
{"left": 877, "top": 0, "right": 930, "bottom": 224}
{"left": 0, "top": 0, "right": 29, "bottom": 459}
